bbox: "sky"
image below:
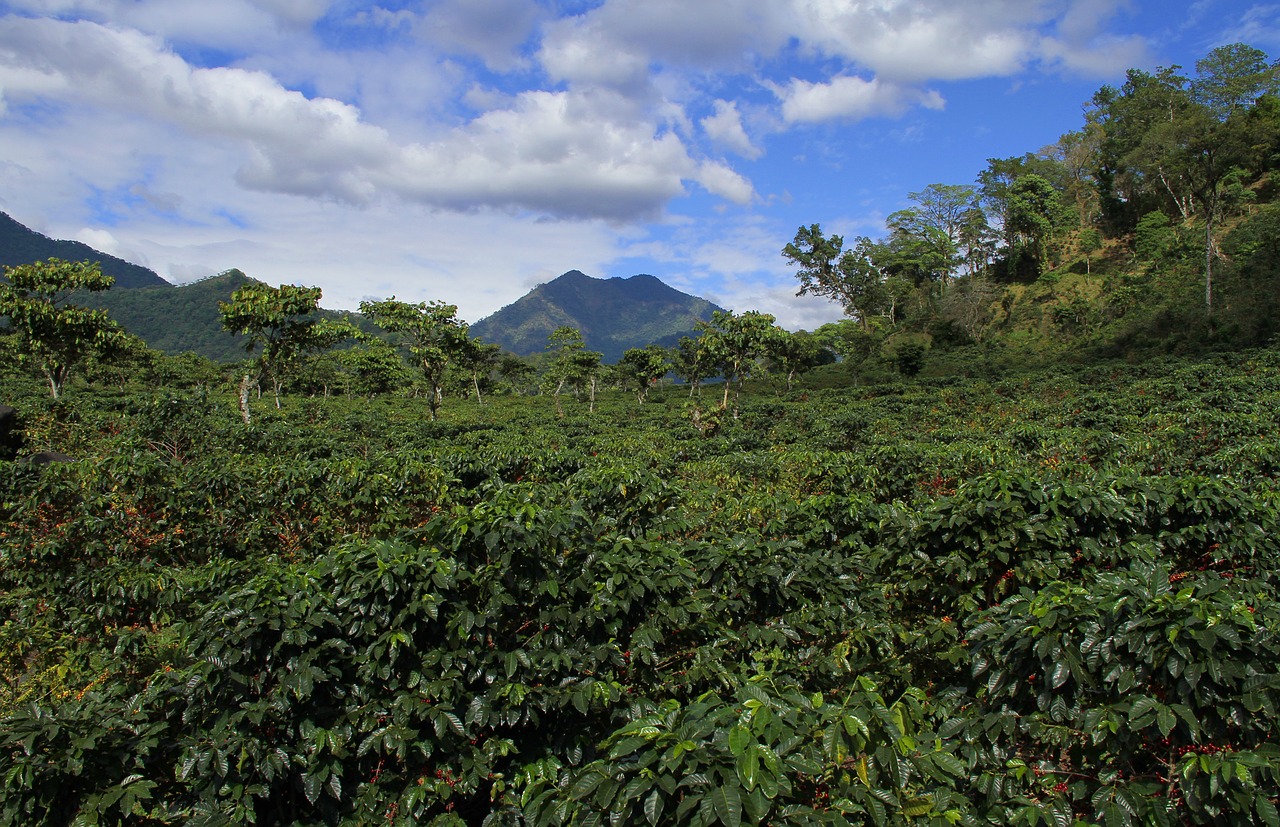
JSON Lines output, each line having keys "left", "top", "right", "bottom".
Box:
{"left": 0, "top": 1, "right": 1276, "bottom": 331}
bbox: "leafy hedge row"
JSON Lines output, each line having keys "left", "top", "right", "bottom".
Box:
{"left": 2, "top": 352, "right": 1279, "bottom": 825}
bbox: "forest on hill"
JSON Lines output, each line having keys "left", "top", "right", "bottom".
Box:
{"left": 0, "top": 43, "right": 1279, "bottom": 827}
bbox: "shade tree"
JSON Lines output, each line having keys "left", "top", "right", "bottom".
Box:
{"left": 764, "top": 329, "right": 832, "bottom": 390}
{"left": 0, "top": 258, "right": 129, "bottom": 399}
{"left": 616, "top": 344, "right": 670, "bottom": 404}
{"left": 219, "top": 282, "right": 349, "bottom": 420}
{"left": 541, "top": 326, "right": 603, "bottom": 414}
{"left": 695, "top": 309, "right": 786, "bottom": 409}
{"left": 359, "top": 298, "right": 469, "bottom": 420}
{"left": 669, "top": 335, "right": 716, "bottom": 398}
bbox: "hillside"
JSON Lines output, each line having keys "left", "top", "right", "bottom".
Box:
{"left": 0, "top": 211, "right": 170, "bottom": 289}
{"left": 470, "top": 270, "right": 722, "bottom": 361}
{"left": 73, "top": 269, "right": 379, "bottom": 363}
{"left": 74, "top": 269, "right": 257, "bottom": 362}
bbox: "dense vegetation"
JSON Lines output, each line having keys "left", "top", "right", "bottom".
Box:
{"left": 787, "top": 42, "right": 1280, "bottom": 373}
{"left": 2, "top": 342, "right": 1279, "bottom": 825}
{"left": 2, "top": 42, "right": 1280, "bottom": 827}
{"left": 470, "top": 271, "right": 722, "bottom": 362}
{"left": 0, "top": 212, "right": 169, "bottom": 290}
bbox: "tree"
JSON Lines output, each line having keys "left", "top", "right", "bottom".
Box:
{"left": 496, "top": 354, "right": 536, "bottom": 395}
{"left": 1192, "top": 43, "right": 1280, "bottom": 120}
{"left": 1078, "top": 227, "right": 1104, "bottom": 274}
{"left": 616, "top": 345, "right": 669, "bottom": 404}
{"left": 541, "top": 327, "right": 603, "bottom": 415}
{"left": 695, "top": 310, "right": 785, "bottom": 409}
{"left": 670, "top": 335, "right": 715, "bottom": 397}
{"left": 1088, "top": 65, "right": 1196, "bottom": 230}
{"left": 783, "top": 225, "right": 888, "bottom": 329}
{"left": 886, "top": 184, "right": 981, "bottom": 287}
{"left": 0, "top": 258, "right": 128, "bottom": 398}
{"left": 219, "top": 282, "right": 343, "bottom": 420}
{"left": 360, "top": 298, "right": 469, "bottom": 420}
{"left": 455, "top": 338, "right": 501, "bottom": 405}
{"left": 1003, "top": 174, "right": 1074, "bottom": 278}
{"left": 765, "top": 330, "right": 832, "bottom": 390}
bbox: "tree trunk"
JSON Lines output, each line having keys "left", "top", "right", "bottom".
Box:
{"left": 238, "top": 374, "right": 253, "bottom": 424}
{"left": 1205, "top": 214, "right": 1213, "bottom": 313}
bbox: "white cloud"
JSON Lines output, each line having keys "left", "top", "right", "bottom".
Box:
{"left": 786, "top": 0, "right": 1039, "bottom": 82}
{"left": 415, "top": 0, "right": 542, "bottom": 72}
{"left": 1038, "top": 33, "right": 1151, "bottom": 77}
{"left": 0, "top": 16, "right": 734, "bottom": 220}
{"left": 774, "top": 75, "right": 945, "bottom": 124}
{"left": 701, "top": 100, "right": 762, "bottom": 160}
{"left": 3, "top": 0, "right": 322, "bottom": 50}
{"left": 76, "top": 227, "right": 119, "bottom": 254}
{"left": 694, "top": 161, "right": 755, "bottom": 205}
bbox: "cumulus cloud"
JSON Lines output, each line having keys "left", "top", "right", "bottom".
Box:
{"left": 786, "top": 0, "right": 1038, "bottom": 82}
{"left": 701, "top": 100, "right": 762, "bottom": 160}
{"left": 3, "top": 0, "right": 325, "bottom": 49}
{"left": 0, "top": 16, "right": 736, "bottom": 221}
{"left": 415, "top": 0, "right": 542, "bottom": 72}
{"left": 774, "top": 75, "right": 945, "bottom": 124}
{"left": 694, "top": 161, "right": 755, "bottom": 205}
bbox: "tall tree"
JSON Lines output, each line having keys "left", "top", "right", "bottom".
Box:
{"left": 1088, "top": 65, "right": 1196, "bottom": 229}
{"left": 220, "top": 282, "right": 347, "bottom": 420}
{"left": 0, "top": 258, "right": 127, "bottom": 398}
{"left": 616, "top": 345, "right": 669, "bottom": 404}
{"left": 1003, "top": 174, "right": 1074, "bottom": 278}
{"left": 1192, "top": 43, "right": 1280, "bottom": 119}
{"left": 783, "top": 225, "right": 888, "bottom": 329}
{"left": 886, "top": 184, "right": 981, "bottom": 287}
{"left": 695, "top": 310, "right": 785, "bottom": 409}
{"left": 360, "top": 298, "right": 469, "bottom": 420}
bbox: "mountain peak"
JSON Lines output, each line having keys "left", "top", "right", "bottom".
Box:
{"left": 472, "top": 270, "right": 722, "bottom": 361}
{"left": 0, "top": 211, "right": 170, "bottom": 289}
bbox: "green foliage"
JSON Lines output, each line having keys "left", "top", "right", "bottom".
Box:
{"left": 3, "top": 350, "right": 1280, "bottom": 825}
{"left": 541, "top": 327, "right": 603, "bottom": 414}
{"left": 0, "top": 258, "right": 127, "bottom": 399}
{"left": 695, "top": 311, "right": 787, "bottom": 409}
{"left": 783, "top": 226, "right": 888, "bottom": 329}
{"left": 617, "top": 345, "right": 670, "bottom": 404}
{"left": 360, "top": 298, "right": 470, "bottom": 420}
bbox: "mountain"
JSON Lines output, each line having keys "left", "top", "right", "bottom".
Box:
{"left": 77, "top": 269, "right": 257, "bottom": 362}
{"left": 0, "top": 211, "right": 170, "bottom": 288}
{"left": 75, "top": 269, "right": 379, "bottom": 363}
{"left": 470, "top": 270, "right": 723, "bottom": 362}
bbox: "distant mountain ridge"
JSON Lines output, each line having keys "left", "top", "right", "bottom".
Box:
{"left": 471, "top": 270, "right": 722, "bottom": 361}
{"left": 0, "top": 211, "right": 170, "bottom": 288}
{"left": 76, "top": 269, "right": 257, "bottom": 362}
{"left": 2, "top": 212, "right": 722, "bottom": 363}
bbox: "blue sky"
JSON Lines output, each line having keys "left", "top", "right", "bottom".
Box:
{"left": 0, "top": 1, "right": 1276, "bottom": 330}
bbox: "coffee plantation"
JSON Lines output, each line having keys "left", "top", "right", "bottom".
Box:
{"left": 2, "top": 349, "right": 1278, "bottom": 826}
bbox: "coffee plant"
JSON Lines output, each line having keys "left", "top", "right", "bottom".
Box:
{"left": 2, "top": 351, "right": 1279, "bottom": 825}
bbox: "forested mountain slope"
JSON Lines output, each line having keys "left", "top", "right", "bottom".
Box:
{"left": 791, "top": 42, "right": 1280, "bottom": 376}
{"left": 0, "top": 211, "right": 169, "bottom": 289}
{"left": 470, "top": 270, "right": 723, "bottom": 362}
